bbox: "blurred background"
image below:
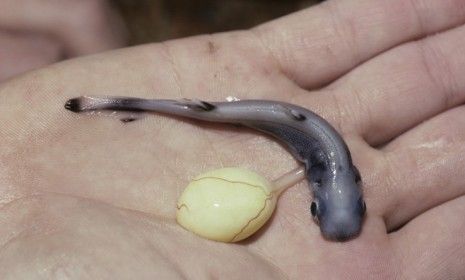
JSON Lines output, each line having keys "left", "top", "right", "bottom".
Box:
{"left": 0, "top": 0, "right": 321, "bottom": 82}
{"left": 113, "top": 0, "right": 321, "bottom": 44}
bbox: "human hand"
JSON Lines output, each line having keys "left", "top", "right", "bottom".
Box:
{"left": 0, "top": 0, "right": 127, "bottom": 82}
{"left": 1, "top": 0, "right": 465, "bottom": 278}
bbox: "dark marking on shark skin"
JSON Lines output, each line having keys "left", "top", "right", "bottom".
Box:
{"left": 64, "top": 96, "right": 365, "bottom": 241}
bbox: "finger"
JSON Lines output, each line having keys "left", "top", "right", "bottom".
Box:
{"left": 253, "top": 0, "right": 465, "bottom": 88}
{"left": 375, "top": 106, "right": 465, "bottom": 230}
{"left": 0, "top": 31, "right": 62, "bottom": 81}
{"left": 0, "top": 0, "right": 127, "bottom": 56}
{"left": 392, "top": 195, "right": 465, "bottom": 279}
{"left": 295, "top": 22, "right": 465, "bottom": 145}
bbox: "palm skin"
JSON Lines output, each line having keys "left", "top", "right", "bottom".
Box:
{"left": 1, "top": 0, "right": 465, "bottom": 279}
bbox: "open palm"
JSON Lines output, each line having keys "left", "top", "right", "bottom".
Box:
{"left": 1, "top": 0, "right": 465, "bottom": 279}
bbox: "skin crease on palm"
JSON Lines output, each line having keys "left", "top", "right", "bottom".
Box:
{"left": 1, "top": 0, "right": 465, "bottom": 278}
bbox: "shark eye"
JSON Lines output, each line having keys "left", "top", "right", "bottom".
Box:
{"left": 353, "top": 166, "right": 361, "bottom": 183}
{"left": 310, "top": 202, "right": 317, "bottom": 217}
{"left": 359, "top": 197, "right": 366, "bottom": 215}
{"left": 311, "top": 201, "right": 321, "bottom": 224}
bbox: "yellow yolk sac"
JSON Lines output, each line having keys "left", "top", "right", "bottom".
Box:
{"left": 176, "top": 167, "right": 278, "bottom": 242}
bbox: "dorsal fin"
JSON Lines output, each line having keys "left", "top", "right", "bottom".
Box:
{"left": 176, "top": 99, "right": 216, "bottom": 111}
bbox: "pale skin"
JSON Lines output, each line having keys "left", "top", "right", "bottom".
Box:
{"left": 1, "top": 0, "right": 465, "bottom": 279}
{"left": 0, "top": 0, "right": 127, "bottom": 81}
